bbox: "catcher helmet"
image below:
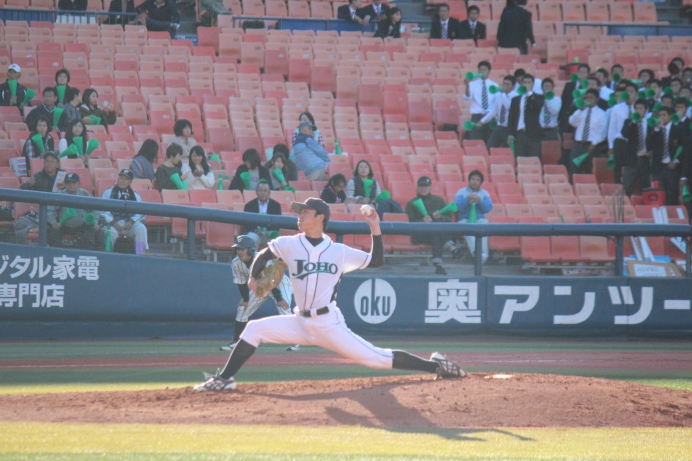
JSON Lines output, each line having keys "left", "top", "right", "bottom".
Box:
{"left": 232, "top": 235, "right": 257, "bottom": 256}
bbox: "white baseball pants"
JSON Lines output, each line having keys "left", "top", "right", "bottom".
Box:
{"left": 241, "top": 306, "right": 394, "bottom": 369}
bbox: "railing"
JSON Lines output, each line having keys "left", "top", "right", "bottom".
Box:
{"left": 562, "top": 22, "right": 692, "bottom": 37}
{"left": 0, "top": 7, "right": 137, "bottom": 24}
{"left": 2, "top": 188, "right": 690, "bottom": 277}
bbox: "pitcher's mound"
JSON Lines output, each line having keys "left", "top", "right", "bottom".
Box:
{"left": 2, "top": 373, "right": 691, "bottom": 428}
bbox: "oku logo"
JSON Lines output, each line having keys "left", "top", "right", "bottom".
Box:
{"left": 353, "top": 279, "right": 397, "bottom": 324}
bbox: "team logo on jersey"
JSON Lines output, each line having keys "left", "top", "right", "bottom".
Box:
{"left": 292, "top": 260, "right": 338, "bottom": 280}
{"left": 354, "top": 279, "right": 397, "bottom": 324}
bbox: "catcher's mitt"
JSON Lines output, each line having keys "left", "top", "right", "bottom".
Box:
{"left": 254, "top": 259, "right": 287, "bottom": 298}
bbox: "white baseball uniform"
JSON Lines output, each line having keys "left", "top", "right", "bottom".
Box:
{"left": 240, "top": 234, "right": 394, "bottom": 369}
{"left": 231, "top": 256, "right": 293, "bottom": 321}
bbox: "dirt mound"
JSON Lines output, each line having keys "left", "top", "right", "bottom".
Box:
{"left": 2, "top": 374, "right": 691, "bottom": 428}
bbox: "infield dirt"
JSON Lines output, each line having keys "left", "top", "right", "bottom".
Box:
{"left": 2, "top": 373, "right": 691, "bottom": 428}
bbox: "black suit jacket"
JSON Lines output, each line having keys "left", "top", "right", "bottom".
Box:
{"left": 429, "top": 17, "right": 461, "bottom": 40}
{"left": 338, "top": 4, "right": 366, "bottom": 21}
{"left": 373, "top": 20, "right": 400, "bottom": 38}
{"left": 242, "top": 198, "right": 282, "bottom": 234}
{"left": 508, "top": 93, "right": 546, "bottom": 140}
{"left": 559, "top": 81, "right": 581, "bottom": 132}
{"left": 621, "top": 119, "right": 654, "bottom": 168}
{"left": 497, "top": 6, "right": 534, "bottom": 50}
{"left": 359, "top": 2, "right": 389, "bottom": 20}
{"left": 457, "top": 19, "right": 486, "bottom": 43}
{"left": 646, "top": 124, "right": 685, "bottom": 176}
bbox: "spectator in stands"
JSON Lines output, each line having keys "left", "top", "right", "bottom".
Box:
{"left": 480, "top": 75, "right": 516, "bottom": 148}
{"left": 669, "top": 78, "right": 683, "bottom": 96}
{"left": 47, "top": 173, "right": 98, "bottom": 250}
{"left": 290, "top": 121, "right": 330, "bottom": 181}
{"left": 463, "top": 61, "right": 498, "bottom": 141}
{"left": 20, "top": 152, "right": 64, "bottom": 193}
{"left": 651, "top": 107, "right": 684, "bottom": 206}
{"left": 359, "top": 0, "right": 389, "bottom": 21}
{"left": 154, "top": 143, "right": 184, "bottom": 192}
{"left": 230, "top": 148, "right": 272, "bottom": 192}
{"left": 683, "top": 68, "right": 692, "bottom": 84}
{"left": 181, "top": 145, "right": 215, "bottom": 190}
{"left": 170, "top": 119, "right": 198, "bottom": 160}
{"left": 638, "top": 69, "right": 654, "bottom": 89}
{"left": 680, "top": 86, "right": 692, "bottom": 102}
{"left": 79, "top": 88, "right": 116, "bottom": 128}
{"left": 458, "top": 5, "right": 486, "bottom": 44}
{"left": 586, "top": 76, "right": 610, "bottom": 111}
{"left": 539, "top": 78, "right": 561, "bottom": 142}
{"left": 405, "top": 176, "right": 456, "bottom": 276}
{"left": 508, "top": 74, "right": 545, "bottom": 158}
{"left": 265, "top": 143, "right": 298, "bottom": 181}
{"left": 608, "top": 81, "right": 638, "bottom": 185}
{"left": 374, "top": 7, "right": 402, "bottom": 39}
{"left": 242, "top": 181, "right": 282, "bottom": 240}
{"left": 58, "top": 0, "right": 87, "bottom": 10}
{"left": 595, "top": 69, "right": 614, "bottom": 101}
{"left": 660, "top": 94, "right": 674, "bottom": 109}
{"left": 61, "top": 87, "right": 82, "bottom": 126}
{"left": 455, "top": 169, "right": 493, "bottom": 264}
{"left": 662, "top": 58, "right": 685, "bottom": 88}
{"left": 675, "top": 98, "right": 690, "bottom": 128}
{"left": 25, "top": 87, "right": 67, "bottom": 133}
{"left": 58, "top": 119, "right": 89, "bottom": 161}
{"left": 106, "top": 0, "right": 136, "bottom": 25}
{"left": 337, "top": 0, "right": 369, "bottom": 25}
{"left": 346, "top": 160, "right": 381, "bottom": 204}
{"left": 321, "top": 173, "right": 347, "bottom": 204}
{"left": 135, "top": 0, "right": 181, "bottom": 38}
{"left": 621, "top": 99, "right": 652, "bottom": 197}
{"left": 54, "top": 69, "right": 73, "bottom": 107}
{"left": 291, "top": 112, "right": 325, "bottom": 149}
{"left": 429, "top": 4, "right": 460, "bottom": 40}
{"left": 609, "top": 64, "right": 624, "bottom": 90}
{"left": 0, "top": 64, "right": 28, "bottom": 109}
{"left": 100, "top": 169, "right": 148, "bottom": 255}
{"left": 568, "top": 89, "right": 608, "bottom": 177}
{"left": 514, "top": 68, "right": 542, "bottom": 95}
{"left": 267, "top": 152, "right": 291, "bottom": 191}
{"left": 130, "top": 139, "right": 159, "bottom": 181}
{"left": 22, "top": 116, "right": 55, "bottom": 171}
{"left": 497, "top": 0, "right": 534, "bottom": 55}
{"left": 560, "top": 63, "right": 590, "bottom": 134}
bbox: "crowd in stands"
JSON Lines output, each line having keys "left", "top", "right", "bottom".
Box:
{"left": 0, "top": 0, "right": 690, "bottom": 269}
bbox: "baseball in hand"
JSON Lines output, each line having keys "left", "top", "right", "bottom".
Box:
{"left": 360, "top": 205, "right": 375, "bottom": 217}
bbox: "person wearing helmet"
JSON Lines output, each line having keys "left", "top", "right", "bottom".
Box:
{"left": 221, "top": 235, "right": 299, "bottom": 353}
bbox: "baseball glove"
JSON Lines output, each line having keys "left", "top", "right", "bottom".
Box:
{"left": 254, "top": 259, "right": 287, "bottom": 298}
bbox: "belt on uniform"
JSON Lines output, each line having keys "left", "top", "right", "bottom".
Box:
{"left": 300, "top": 306, "right": 329, "bottom": 317}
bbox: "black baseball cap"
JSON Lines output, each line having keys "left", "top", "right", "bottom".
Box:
{"left": 417, "top": 176, "right": 432, "bottom": 186}
{"left": 64, "top": 173, "right": 80, "bottom": 182}
{"left": 291, "top": 197, "right": 330, "bottom": 221}
{"left": 119, "top": 168, "right": 134, "bottom": 180}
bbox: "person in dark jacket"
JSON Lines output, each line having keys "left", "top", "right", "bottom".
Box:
{"left": 621, "top": 99, "right": 653, "bottom": 197}
{"left": 136, "top": 0, "right": 180, "bottom": 38}
{"left": 79, "top": 88, "right": 116, "bottom": 128}
{"left": 24, "top": 87, "right": 67, "bottom": 133}
{"left": 559, "top": 63, "right": 590, "bottom": 134}
{"left": 649, "top": 107, "right": 685, "bottom": 205}
{"left": 22, "top": 116, "right": 55, "bottom": 173}
{"left": 497, "top": 0, "right": 534, "bottom": 55}
{"left": 359, "top": 0, "right": 389, "bottom": 21}
{"left": 106, "top": 0, "right": 136, "bottom": 25}
{"left": 242, "top": 181, "right": 282, "bottom": 237}
{"left": 321, "top": 174, "right": 347, "bottom": 204}
{"left": 429, "top": 3, "right": 460, "bottom": 40}
{"left": 230, "top": 148, "right": 272, "bottom": 192}
{"left": 264, "top": 144, "right": 298, "bottom": 182}
{"left": 337, "top": 0, "right": 369, "bottom": 24}
{"left": 54, "top": 69, "right": 74, "bottom": 107}
{"left": 58, "top": 0, "right": 87, "bottom": 10}
{"left": 457, "top": 5, "right": 486, "bottom": 44}
{"left": 508, "top": 74, "right": 546, "bottom": 158}
{"left": 20, "top": 152, "right": 64, "bottom": 193}
{"left": 154, "top": 144, "right": 184, "bottom": 192}
{"left": 0, "top": 64, "right": 28, "bottom": 109}
{"left": 346, "top": 160, "right": 381, "bottom": 204}
{"left": 373, "top": 7, "right": 402, "bottom": 38}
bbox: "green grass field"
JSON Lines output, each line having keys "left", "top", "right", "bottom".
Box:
{"left": 1, "top": 339, "right": 691, "bottom": 460}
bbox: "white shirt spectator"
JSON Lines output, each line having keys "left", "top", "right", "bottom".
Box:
{"left": 600, "top": 86, "right": 614, "bottom": 101}
{"left": 480, "top": 90, "right": 516, "bottom": 127}
{"left": 181, "top": 163, "right": 215, "bottom": 190}
{"left": 607, "top": 102, "right": 634, "bottom": 149}
{"left": 569, "top": 106, "right": 608, "bottom": 145}
{"left": 539, "top": 95, "right": 561, "bottom": 128}
{"left": 464, "top": 78, "right": 499, "bottom": 115}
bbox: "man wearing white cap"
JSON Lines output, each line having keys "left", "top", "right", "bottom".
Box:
{"left": 0, "top": 64, "right": 29, "bottom": 108}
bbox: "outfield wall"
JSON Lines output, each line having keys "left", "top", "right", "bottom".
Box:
{"left": 0, "top": 244, "right": 690, "bottom": 340}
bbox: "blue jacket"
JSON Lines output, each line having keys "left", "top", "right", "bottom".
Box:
{"left": 455, "top": 186, "right": 493, "bottom": 220}
{"left": 290, "top": 133, "right": 330, "bottom": 177}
